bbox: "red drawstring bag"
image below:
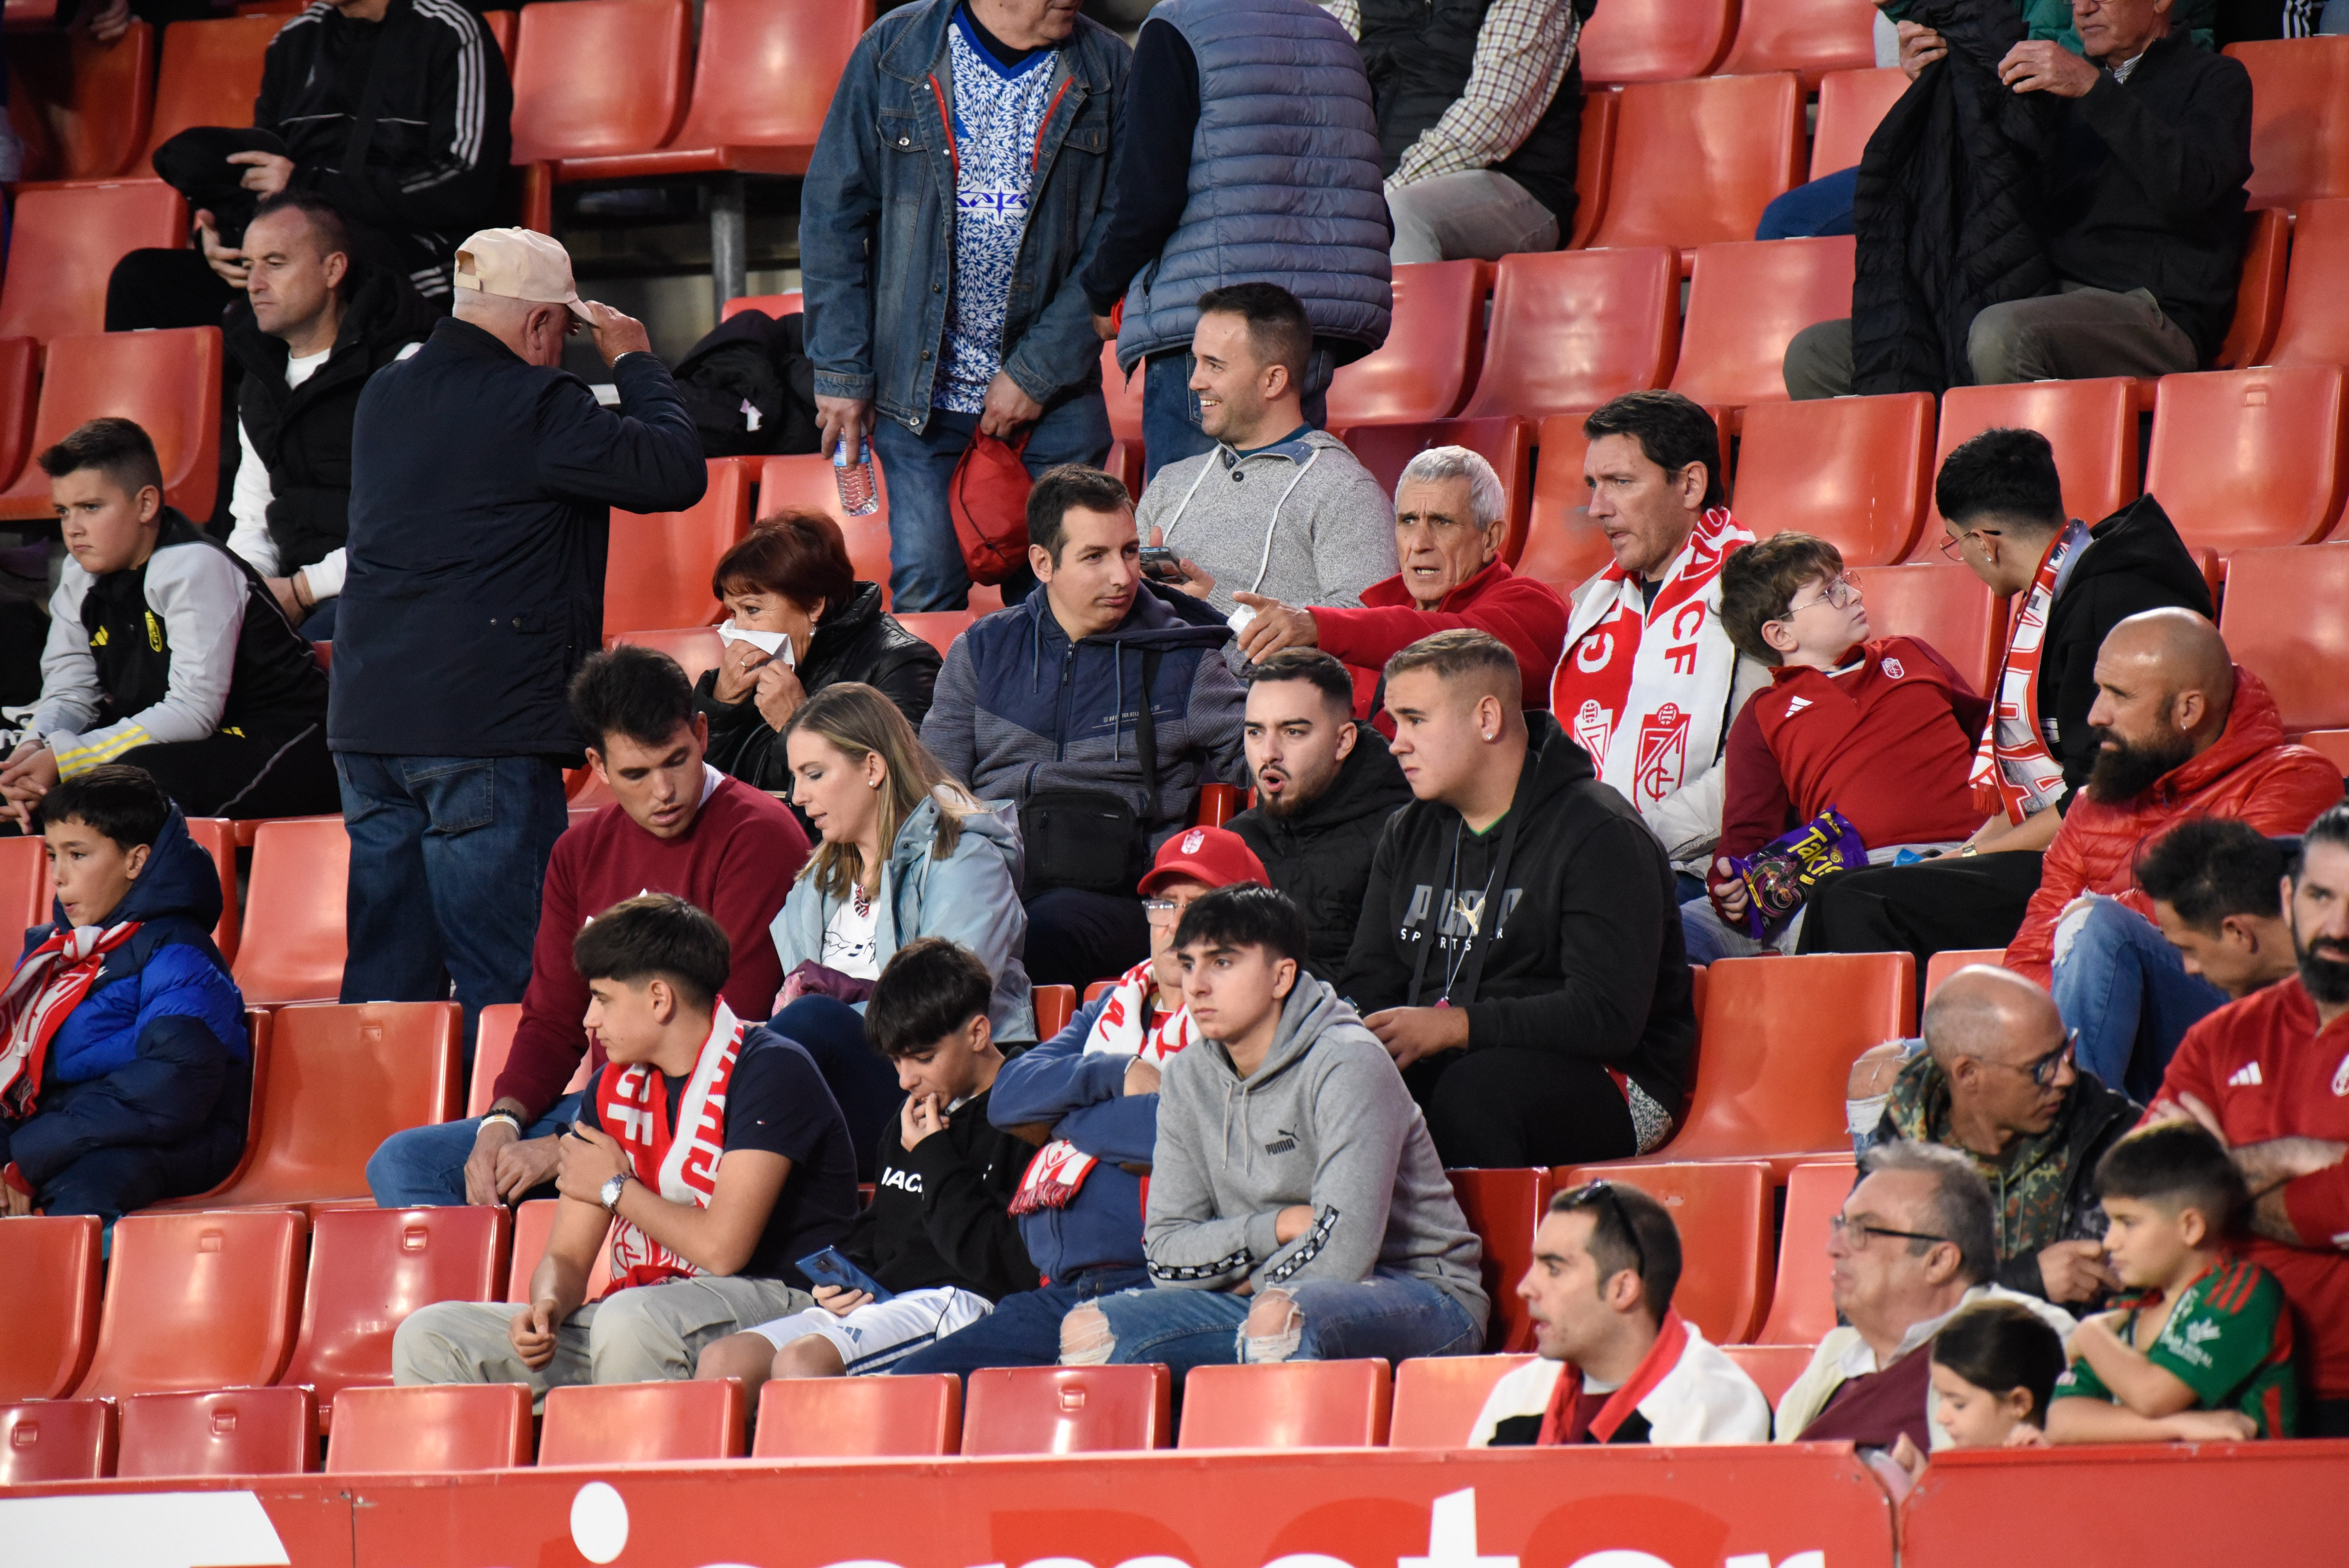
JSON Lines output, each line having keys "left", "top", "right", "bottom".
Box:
{"left": 949, "top": 429, "right": 1033, "bottom": 586}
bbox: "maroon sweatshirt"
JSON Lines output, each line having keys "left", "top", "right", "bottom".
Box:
{"left": 489, "top": 770, "right": 810, "bottom": 1119}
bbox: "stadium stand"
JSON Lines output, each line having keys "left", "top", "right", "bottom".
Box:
{"left": 1556, "top": 1160, "right": 1773, "bottom": 1346}
{"left": 1575, "top": 0, "right": 1735, "bottom": 82}
{"left": 1176, "top": 1361, "right": 1393, "bottom": 1450}
{"left": 323, "top": 1383, "right": 534, "bottom": 1474}
{"left": 608, "top": 625, "right": 726, "bottom": 688}
{"left": 2225, "top": 36, "right": 2349, "bottom": 211}
{"left": 1924, "top": 378, "right": 2140, "bottom": 541}
{"left": 752, "top": 1375, "right": 963, "bottom": 1459}
{"left": 1722, "top": 1342, "right": 1814, "bottom": 1406}
{"left": 961, "top": 1365, "right": 1172, "bottom": 1456}
{"left": 1442, "top": 1166, "right": 1549, "bottom": 1354}
{"left": 2142, "top": 365, "right": 2349, "bottom": 554}
{"left": 231, "top": 817, "right": 348, "bottom": 1006}
{"left": 0, "top": 335, "right": 36, "bottom": 494}
{"left": 1339, "top": 416, "right": 1534, "bottom": 564}
{"left": 1387, "top": 1354, "right": 1535, "bottom": 1449}
{"left": 0, "top": 326, "right": 221, "bottom": 520}
{"left": 184, "top": 816, "right": 242, "bottom": 964}
{"left": 1568, "top": 90, "right": 1616, "bottom": 250}
{"left": 2220, "top": 542, "right": 2349, "bottom": 741}
{"left": 142, "top": 14, "right": 286, "bottom": 157}
{"left": 1731, "top": 392, "right": 1935, "bottom": 566}
{"left": 1324, "top": 259, "right": 1486, "bottom": 428}
{"left": 0, "top": 184, "right": 187, "bottom": 343}
{"left": 2269, "top": 198, "right": 2349, "bottom": 369}
{"left": 1458, "top": 247, "right": 1677, "bottom": 422}
{"left": 604, "top": 457, "right": 751, "bottom": 637}
{"left": 507, "top": 1199, "right": 616, "bottom": 1306}
{"left": 1846, "top": 561, "right": 2008, "bottom": 698}
{"left": 720, "top": 290, "right": 803, "bottom": 323}
{"left": 1033, "top": 982, "right": 1076, "bottom": 1039}
{"left": 115, "top": 1386, "right": 317, "bottom": 1479}
{"left": 1583, "top": 73, "right": 1804, "bottom": 251}
{"left": 1752, "top": 1155, "right": 1859, "bottom": 1346}
{"left": 0, "top": 1213, "right": 102, "bottom": 1401}
{"left": 1716, "top": 0, "right": 1878, "bottom": 86}
{"left": 508, "top": 0, "right": 691, "bottom": 170}
{"left": 1807, "top": 67, "right": 1908, "bottom": 178}
{"left": 8, "top": 22, "right": 153, "bottom": 181}
{"left": 894, "top": 609, "right": 976, "bottom": 657}
{"left": 1670, "top": 236, "right": 1855, "bottom": 414}
{"left": 1923, "top": 947, "right": 2008, "bottom": 1003}
{"left": 2216, "top": 208, "right": 2291, "bottom": 369}
{"left": 539, "top": 1379, "right": 748, "bottom": 1465}
{"left": 75, "top": 1208, "right": 307, "bottom": 1398}
{"left": 0, "top": 1397, "right": 116, "bottom": 1485}
{"left": 759, "top": 452, "right": 897, "bottom": 605}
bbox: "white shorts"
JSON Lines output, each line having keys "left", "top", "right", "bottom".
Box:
{"left": 746, "top": 1285, "right": 994, "bottom": 1374}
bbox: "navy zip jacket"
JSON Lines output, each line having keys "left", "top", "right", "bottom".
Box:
{"left": 0, "top": 811, "right": 251, "bottom": 1220}
{"left": 332, "top": 320, "right": 706, "bottom": 758}
{"left": 987, "top": 992, "right": 1155, "bottom": 1279}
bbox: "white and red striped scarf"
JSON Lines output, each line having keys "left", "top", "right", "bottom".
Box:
{"left": 1551, "top": 508, "right": 1754, "bottom": 813}
{"left": 0, "top": 921, "right": 141, "bottom": 1120}
{"left": 1009, "top": 960, "right": 1193, "bottom": 1215}
{"left": 598, "top": 1001, "right": 744, "bottom": 1290}
{"left": 1969, "top": 520, "right": 2088, "bottom": 825}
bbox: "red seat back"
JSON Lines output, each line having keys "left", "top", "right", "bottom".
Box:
{"left": 895, "top": 610, "right": 976, "bottom": 657}
{"left": 325, "top": 1383, "right": 533, "bottom": 1473}
{"left": 1733, "top": 393, "right": 1934, "bottom": 566}
{"left": 760, "top": 453, "right": 895, "bottom": 607}
{"left": 1723, "top": 1342, "right": 1816, "bottom": 1405}
{"left": 605, "top": 457, "right": 750, "bottom": 636}
{"left": 1340, "top": 417, "right": 1534, "bottom": 564}
{"left": 145, "top": 15, "right": 285, "bottom": 156}
{"left": 182, "top": 816, "right": 241, "bottom": 963}
{"left": 1034, "top": 983, "right": 1076, "bottom": 1040}
{"left": 232, "top": 816, "right": 348, "bottom": 1005}
{"left": 2221, "top": 542, "right": 2349, "bottom": 734}
{"left": 1103, "top": 339, "right": 1144, "bottom": 446}
{"left": 1577, "top": 0, "right": 1735, "bottom": 81}
{"left": 1522, "top": 408, "right": 1736, "bottom": 599}
{"left": 722, "top": 290, "right": 803, "bottom": 323}
{"left": 1326, "top": 260, "right": 1486, "bottom": 428}
{"left": 1388, "top": 1354, "right": 1536, "bottom": 1449}
{"left": 1588, "top": 74, "right": 1805, "bottom": 250}
{"left": 1177, "top": 1360, "right": 1392, "bottom": 1449}
{"left": 1924, "top": 948, "right": 2009, "bottom": 1003}
{"left": 1925, "top": 377, "right": 2140, "bottom": 542}
{"left": 0, "top": 1398, "right": 116, "bottom": 1484}
{"left": 468, "top": 1002, "right": 522, "bottom": 1118}
{"left": 1460, "top": 247, "right": 1677, "bottom": 421}
{"left": 752, "top": 1373, "right": 962, "bottom": 1458}
{"left": 1756, "top": 1157, "right": 1859, "bottom": 1345}
{"left": 1846, "top": 561, "right": 2008, "bottom": 699}
{"left": 0, "top": 328, "right": 221, "bottom": 522}
{"left": 278, "top": 1206, "right": 511, "bottom": 1425}
{"left": 7, "top": 23, "right": 154, "bottom": 181}
{"left": 662, "top": 0, "right": 875, "bottom": 167}
{"left": 2144, "top": 366, "right": 2349, "bottom": 554}
{"left": 1671, "top": 236, "right": 1855, "bottom": 411}
{"left": 2215, "top": 207, "right": 2291, "bottom": 369}
{"left": 1570, "top": 89, "right": 1617, "bottom": 249}
{"left": 2271, "top": 198, "right": 2349, "bottom": 369}
{"left": 1720, "top": 0, "right": 1879, "bottom": 87}
{"left": 2224, "top": 37, "right": 2349, "bottom": 211}
{"left": 77, "top": 1208, "right": 308, "bottom": 1397}
{"left": 1810, "top": 68, "right": 1910, "bottom": 180}
{"left": 508, "top": 1198, "right": 617, "bottom": 1304}
{"left": 1444, "top": 1167, "right": 1551, "bottom": 1352}
{"left": 0, "top": 183, "right": 188, "bottom": 344}
{"left": 0, "top": 835, "right": 55, "bottom": 950}
{"left": 0, "top": 1214, "right": 103, "bottom": 1400}
{"left": 540, "top": 1378, "right": 747, "bottom": 1465}
{"left": 510, "top": 0, "right": 690, "bottom": 163}
{"left": 0, "top": 336, "right": 37, "bottom": 495}
{"left": 610, "top": 625, "right": 727, "bottom": 688}
{"left": 117, "top": 1386, "right": 316, "bottom": 1478}
{"left": 1558, "top": 1160, "right": 1774, "bottom": 1345}
{"left": 961, "top": 1364, "right": 1171, "bottom": 1455}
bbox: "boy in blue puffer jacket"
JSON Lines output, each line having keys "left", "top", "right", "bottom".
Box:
{"left": 0, "top": 764, "right": 250, "bottom": 1224}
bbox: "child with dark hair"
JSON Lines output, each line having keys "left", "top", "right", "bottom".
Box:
{"left": 2049, "top": 1121, "right": 2297, "bottom": 1441}
{"left": 693, "top": 937, "right": 1036, "bottom": 1392}
{"left": 1930, "top": 1300, "right": 2066, "bottom": 1446}
{"left": 0, "top": 764, "right": 249, "bottom": 1222}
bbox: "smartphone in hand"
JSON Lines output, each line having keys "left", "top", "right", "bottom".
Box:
{"left": 797, "top": 1246, "right": 893, "bottom": 1303}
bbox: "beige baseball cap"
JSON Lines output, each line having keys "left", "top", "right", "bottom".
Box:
{"left": 451, "top": 227, "right": 595, "bottom": 323}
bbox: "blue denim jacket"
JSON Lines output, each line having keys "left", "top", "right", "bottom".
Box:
{"left": 801, "top": 0, "right": 1129, "bottom": 432}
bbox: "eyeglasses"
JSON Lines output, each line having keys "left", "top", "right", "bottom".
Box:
{"left": 1143, "top": 898, "right": 1184, "bottom": 926}
{"left": 1558, "top": 1180, "right": 1647, "bottom": 1278}
{"left": 1787, "top": 574, "right": 1861, "bottom": 613}
{"left": 1827, "top": 1213, "right": 1951, "bottom": 1250}
{"left": 1982, "top": 1030, "right": 2078, "bottom": 1088}
{"left": 1938, "top": 526, "right": 2006, "bottom": 562}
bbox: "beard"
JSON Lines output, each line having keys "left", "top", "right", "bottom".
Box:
{"left": 2085, "top": 722, "right": 2196, "bottom": 804}
{"left": 2295, "top": 916, "right": 2349, "bottom": 1007}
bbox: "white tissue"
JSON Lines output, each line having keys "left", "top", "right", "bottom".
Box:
{"left": 718, "top": 621, "right": 794, "bottom": 666}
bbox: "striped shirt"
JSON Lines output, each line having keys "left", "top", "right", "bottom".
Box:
{"left": 1321, "top": 0, "right": 1580, "bottom": 187}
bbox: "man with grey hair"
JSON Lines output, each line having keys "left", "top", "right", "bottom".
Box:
{"left": 1775, "top": 1139, "right": 2075, "bottom": 1449}
{"left": 335, "top": 227, "right": 706, "bottom": 1046}
{"left": 1232, "top": 444, "right": 1566, "bottom": 725}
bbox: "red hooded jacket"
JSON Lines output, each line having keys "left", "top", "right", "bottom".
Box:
{"left": 1310, "top": 558, "right": 1569, "bottom": 732}
{"left": 2004, "top": 668, "right": 2342, "bottom": 982}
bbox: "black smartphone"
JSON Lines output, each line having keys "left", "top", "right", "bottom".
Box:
{"left": 797, "top": 1246, "right": 893, "bottom": 1303}
{"left": 1139, "top": 545, "right": 1187, "bottom": 583}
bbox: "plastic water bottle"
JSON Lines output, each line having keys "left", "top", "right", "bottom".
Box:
{"left": 832, "top": 437, "right": 879, "bottom": 517}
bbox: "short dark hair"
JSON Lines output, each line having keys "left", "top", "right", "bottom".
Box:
{"left": 1196, "top": 280, "right": 1312, "bottom": 385}
{"left": 1169, "top": 883, "right": 1310, "bottom": 968}
{"left": 1931, "top": 1300, "right": 2066, "bottom": 1425}
{"left": 2136, "top": 818, "right": 2289, "bottom": 933}
{"left": 1583, "top": 391, "right": 1724, "bottom": 509}
{"left": 1550, "top": 1180, "right": 1683, "bottom": 1327}
{"left": 865, "top": 936, "right": 994, "bottom": 1059}
{"left": 1718, "top": 532, "right": 1847, "bottom": 665}
{"left": 713, "top": 510, "right": 855, "bottom": 617}
{"left": 1383, "top": 626, "right": 1521, "bottom": 706}
{"left": 34, "top": 763, "right": 173, "bottom": 848}
{"left": 1934, "top": 428, "right": 2064, "bottom": 533}
{"left": 1026, "top": 464, "right": 1133, "bottom": 566}
{"left": 39, "top": 417, "right": 165, "bottom": 500}
{"left": 2097, "top": 1121, "right": 2248, "bottom": 1232}
{"left": 1244, "top": 647, "right": 1355, "bottom": 712}
{"left": 571, "top": 893, "right": 731, "bottom": 1011}
{"left": 2296, "top": 803, "right": 2349, "bottom": 877}
{"left": 1861, "top": 1140, "right": 1999, "bottom": 1285}
{"left": 570, "top": 645, "right": 696, "bottom": 754}
{"left": 249, "top": 190, "right": 353, "bottom": 270}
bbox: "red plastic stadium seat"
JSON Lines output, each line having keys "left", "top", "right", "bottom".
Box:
{"left": 164, "top": 1002, "right": 462, "bottom": 1209}
{"left": 1733, "top": 393, "right": 1934, "bottom": 566}
{"left": 8, "top": 23, "right": 154, "bottom": 181}
{"left": 2224, "top": 37, "right": 2349, "bottom": 210}
{"left": 0, "top": 836, "right": 50, "bottom": 936}
{"left": 1846, "top": 561, "right": 2007, "bottom": 699}
{"left": 1923, "top": 378, "right": 2139, "bottom": 542}
{"left": 507, "top": 1198, "right": 617, "bottom": 1304}
{"left": 482, "top": 8, "right": 515, "bottom": 65}
{"left": 2144, "top": 366, "right": 2349, "bottom": 554}
{"left": 722, "top": 290, "right": 802, "bottom": 323}
{"left": 76, "top": 1208, "right": 307, "bottom": 1397}
{"left": 144, "top": 15, "right": 285, "bottom": 157}
{"left": 1521, "top": 408, "right": 1736, "bottom": 599}
{"left": 553, "top": 0, "right": 876, "bottom": 180}
{"left": 1924, "top": 948, "right": 2008, "bottom": 1002}
{"left": 1388, "top": 1354, "right": 1536, "bottom": 1449}
{"left": 610, "top": 626, "right": 727, "bottom": 688}
{"left": 1810, "top": 68, "right": 1910, "bottom": 181}
{"left": 2221, "top": 543, "right": 2349, "bottom": 735}
{"left": 230, "top": 816, "right": 347, "bottom": 1005}
{"left": 760, "top": 453, "right": 895, "bottom": 607}
{"left": 468, "top": 1003, "right": 522, "bottom": 1118}
{"left": 1178, "top": 1360, "right": 1392, "bottom": 1449}
{"left": 605, "top": 458, "right": 750, "bottom": 636}
{"left": 278, "top": 1206, "right": 510, "bottom": 1427}
{"left": 1723, "top": 1342, "right": 1815, "bottom": 1406}
{"left": 1084, "top": 980, "right": 1114, "bottom": 1004}
{"left": 0, "top": 336, "right": 36, "bottom": 494}
{"left": 510, "top": 0, "right": 689, "bottom": 167}
{"left": 1586, "top": 74, "right": 1804, "bottom": 251}
{"left": 2215, "top": 207, "right": 2290, "bottom": 370}
{"left": 1033, "top": 984, "right": 1076, "bottom": 1041}
{"left": 962, "top": 1364, "right": 1171, "bottom": 1455}
{"left": 1103, "top": 340, "right": 1143, "bottom": 445}
{"left": 0, "top": 1214, "right": 103, "bottom": 1400}
{"left": 0, "top": 182, "right": 185, "bottom": 343}
{"left": 179, "top": 816, "right": 241, "bottom": 964}
{"left": 1340, "top": 417, "right": 1534, "bottom": 564}
{"left": 1326, "top": 260, "right": 1487, "bottom": 427}
{"left": 1558, "top": 1160, "right": 1773, "bottom": 1345}
{"left": 753, "top": 1373, "right": 962, "bottom": 1458}
{"left": 1444, "top": 1167, "right": 1551, "bottom": 1352}
{"left": 117, "top": 1386, "right": 316, "bottom": 1478}
{"left": 1639, "top": 952, "right": 1915, "bottom": 1177}
{"left": 1670, "top": 237, "right": 1855, "bottom": 413}
{"left": 326, "top": 1383, "right": 533, "bottom": 1473}
{"left": 1459, "top": 247, "right": 1677, "bottom": 421}
{"left": 2271, "top": 199, "right": 2349, "bottom": 369}
{"left": 1104, "top": 438, "right": 1144, "bottom": 500}
{"left": 1196, "top": 782, "right": 1243, "bottom": 827}
{"left": 1577, "top": 0, "right": 1734, "bottom": 82}
{"left": 1720, "top": 0, "right": 1878, "bottom": 88}
{"left": 896, "top": 610, "right": 975, "bottom": 657}
{"left": 540, "top": 1378, "right": 747, "bottom": 1465}
{"left": 0, "top": 1399, "right": 116, "bottom": 1484}
{"left": 1755, "top": 1157, "right": 1858, "bottom": 1345}
{"left": 1569, "top": 89, "right": 1616, "bottom": 250}
{"left": 0, "top": 328, "right": 221, "bottom": 521}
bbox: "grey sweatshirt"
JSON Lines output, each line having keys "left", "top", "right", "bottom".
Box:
{"left": 1136, "top": 430, "right": 1399, "bottom": 617}
{"left": 1143, "top": 975, "right": 1490, "bottom": 1328}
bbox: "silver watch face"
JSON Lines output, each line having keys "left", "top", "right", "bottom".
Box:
{"left": 601, "top": 1172, "right": 627, "bottom": 1208}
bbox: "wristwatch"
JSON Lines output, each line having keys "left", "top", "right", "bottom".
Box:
{"left": 599, "top": 1171, "right": 631, "bottom": 1213}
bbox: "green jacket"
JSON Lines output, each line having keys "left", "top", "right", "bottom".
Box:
{"left": 1879, "top": 0, "right": 2213, "bottom": 55}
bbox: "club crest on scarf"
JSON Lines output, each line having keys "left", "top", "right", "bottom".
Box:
{"left": 598, "top": 1001, "right": 744, "bottom": 1289}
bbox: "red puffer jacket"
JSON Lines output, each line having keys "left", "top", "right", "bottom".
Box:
{"left": 2005, "top": 668, "right": 2344, "bottom": 982}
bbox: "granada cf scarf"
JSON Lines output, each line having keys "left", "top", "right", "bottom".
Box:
{"left": 1969, "top": 520, "right": 2088, "bottom": 824}
{"left": 599, "top": 1001, "right": 743, "bottom": 1289}
{"left": 1009, "top": 960, "right": 1193, "bottom": 1216}
{"left": 1539, "top": 1308, "right": 1694, "bottom": 1445}
{"left": 1551, "top": 508, "right": 1753, "bottom": 813}
{"left": 0, "top": 921, "right": 141, "bottom": 1120}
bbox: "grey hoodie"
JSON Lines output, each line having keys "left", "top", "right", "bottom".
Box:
{"left": 1136, "top": 430, "right": 1398, "bottom": 617}
{"left": 1144, "top": 975, "right": 1489, "bottom": 1328}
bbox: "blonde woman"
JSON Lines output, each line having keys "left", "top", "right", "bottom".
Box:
{"left": 768, "top": 682, "right": 1034, "bottom": 1161}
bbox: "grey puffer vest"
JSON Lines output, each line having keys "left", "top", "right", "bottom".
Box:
{"left": 1114, "top": 0, "right": 1392, "bottom": 372}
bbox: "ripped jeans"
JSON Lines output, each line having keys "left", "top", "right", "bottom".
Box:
{"left": 1063, "top": 1271, "right": 1482, "bottom": 1386}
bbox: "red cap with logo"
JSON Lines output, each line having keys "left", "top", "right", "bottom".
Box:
{"left": 1138, "top": 825, "right": 1270, "bottom": 896}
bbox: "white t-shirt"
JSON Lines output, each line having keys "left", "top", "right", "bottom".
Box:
{"left": 820, "top": 882, "right": 882, "bottom": 979}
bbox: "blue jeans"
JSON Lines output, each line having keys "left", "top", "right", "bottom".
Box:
{"left": 1139, "top": 348, "right": 1333, "bottom": 483}
{"left": 869, "top": 392, "right": 1112, "bottom": 613}
{"left": 364, "top": 1091, "right": 583, "bottom": 1208}
{"left": 1083, "top": 1271, "right": 1483, "bottom": 1385}
{"left": 770, "top": 995, "right": 899, "bottom": 1184}
{"left": 335, "top": 752, "right": 569, "bottom": 1053}
{"left": 2052, "top": 896, "right": 2228, "bottom": 1102}
{"left": 1755, "top": 166, "right": 1857, "bottom": 239}
{"left": 888, "top": 1267, "right": 1153, "bottom": 1377}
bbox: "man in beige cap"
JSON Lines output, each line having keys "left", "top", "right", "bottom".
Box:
{"left": 333, "top": 226, "right": 709, "bottom": 1055}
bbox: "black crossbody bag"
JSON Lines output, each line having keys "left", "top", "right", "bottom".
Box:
{"left": 1020, "top": 649, "right": 1163, "bottom": 897}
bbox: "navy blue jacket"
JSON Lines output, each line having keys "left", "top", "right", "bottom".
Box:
{"left": 0, "top": 812, "right": 250, "bottom": 1216}
{"left": 987, "top": 992, "right": 1154, "bottom": 1279}
{"left": 333, "top": 321, "right": 707, "bottom": 757}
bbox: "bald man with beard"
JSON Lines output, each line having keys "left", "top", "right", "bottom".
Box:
{"left": 2005, "top": 609, "right": 2341, "bottom": 1099}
